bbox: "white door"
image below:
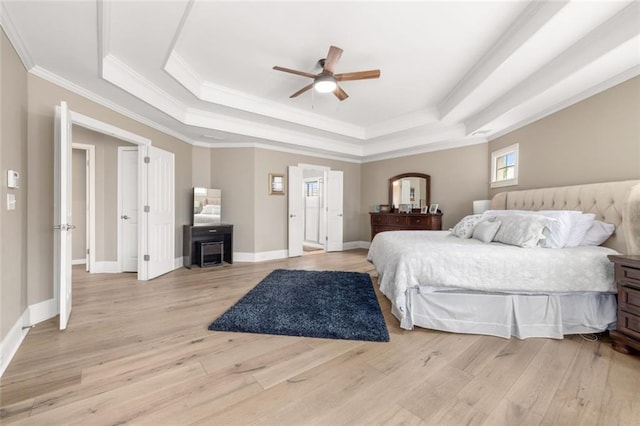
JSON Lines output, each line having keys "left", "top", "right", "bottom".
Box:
{"left": 288, "top": 165, "right": 303, "bottom": 257}
{"left": 326, "top": 170, "right": 344, "bottom": 252}
{"left": 140, "top": 145, "right": 175, "bottom": 280}
{"left": 54, "top": 101, "right": 73, "bottom": 330}
{"left": 118, "top": 147, "right": 138, "bottom": 272}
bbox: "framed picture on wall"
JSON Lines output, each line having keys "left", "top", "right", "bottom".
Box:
{"left": 269, "top": 173, "right": 285, "bottom": 195}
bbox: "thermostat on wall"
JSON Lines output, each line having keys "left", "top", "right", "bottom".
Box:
{"left": 7, "top": 170, "right": 19, "bottom": 189}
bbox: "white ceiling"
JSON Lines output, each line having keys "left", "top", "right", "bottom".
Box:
{"left": 2, "top": 0, "right": 639, "bottom": 162}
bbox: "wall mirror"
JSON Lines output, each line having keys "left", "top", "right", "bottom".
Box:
{"left": 193, "top": 187, "right": 222, "bottom": 225}
{"left": 388, "top": 173, "right": 430, "bottom": 211}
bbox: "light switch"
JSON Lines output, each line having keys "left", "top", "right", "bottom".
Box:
{"left": 7, "top": 193, "right": 16, "bottom": 210}
{"left": 7, "top": 170, "right": 20, "bottom": 188}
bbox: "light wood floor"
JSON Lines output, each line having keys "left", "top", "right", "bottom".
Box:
{"left": 1, "top": 249, "right": 639, "bottom": 425}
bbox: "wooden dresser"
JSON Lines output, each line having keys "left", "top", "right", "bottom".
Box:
{"left": 608, "top": 255, "right": 640, "bottom": 355}
{"left": 370, "top": 212, "right": 442, "bottom": 240}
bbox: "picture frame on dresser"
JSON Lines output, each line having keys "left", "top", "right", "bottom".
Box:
{"left": 428, "top": 203, "right": 439, "bottom": 214}
{"left": 420, "top": 206, "right": 429, "bottom": 214}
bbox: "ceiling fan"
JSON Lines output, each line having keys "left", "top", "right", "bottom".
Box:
{"left": 273, "top": 45, "right": 380, "bottom": 101}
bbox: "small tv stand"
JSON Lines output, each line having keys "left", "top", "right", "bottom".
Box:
{"left": 183, "top": 224, "right": 233, "bottom": 268}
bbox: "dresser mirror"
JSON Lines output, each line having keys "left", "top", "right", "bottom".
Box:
{"left": 193, "top": 187, "right": 222, "bottom": 225}
{"left": 388, "top": 173, "right": 430, "bottom": 211}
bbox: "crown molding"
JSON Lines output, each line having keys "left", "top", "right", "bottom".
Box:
{"left": 362, "top": 137, "right": 488, "bottom": 163}
{"left": 165, "top": 51, "right": 366, "bottom": 139}
{"left": 363, "top": 124, "right": 466, "bottom": 157}
{"left": 29, "top": 66, "right": 197, "bottom": 146}
{"left": 438, "top": 1, "right": 568, "bottom": 120}
{"left": 465, "top": 1, "right": 640, "bottom": 133}
{"left": 0, "top": 3, "right": 35, "bottom": 70}
{"left": 205, "top": 141, "right": 363, "bottom": 164}
{"left": 487, "top": 64, "right": 640, "bottom": 142}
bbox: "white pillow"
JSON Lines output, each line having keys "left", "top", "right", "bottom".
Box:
{"left": 565, "top": 213, "right": 596, "bottom": 247}
{"left": 484, "top": 209, "right": 581, "bottom": 248}
{"left": 472, "top": 220, "right": 501, "bottom": 243}
{"left": 580, "top": 221, "right": 615, "bottom": 246}
{"left": 449, "top": 214, "right": 485, "bottom": 239}
{"left": 493, "top": 214, "right": 555, "bottom": 248}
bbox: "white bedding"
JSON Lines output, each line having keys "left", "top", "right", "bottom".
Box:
{"left": 367, "top": 230, "right": 618, "bottom": 326}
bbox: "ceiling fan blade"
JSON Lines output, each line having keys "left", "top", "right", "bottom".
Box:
{"left": 333, "top": 85, "right": 349, "bottom": 101}
{"left": 335, "top": 69, "right": 381, "bottom": 81}
{"left": 323, "top": 45, "right": 343, "bottom": 74}
{"left": 290, "top": 83, "right": 314, "bottom": 98}
{"left": 273, "top": 66, "right": 316, "bottom": 79}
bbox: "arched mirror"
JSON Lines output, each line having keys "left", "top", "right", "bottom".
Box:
{"left": 388, "top": 173, "right": 430, "bottom": 211}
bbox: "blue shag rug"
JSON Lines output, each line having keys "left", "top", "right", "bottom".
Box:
{"left": 208, "top": 269, "right": 389, "bottom": 342}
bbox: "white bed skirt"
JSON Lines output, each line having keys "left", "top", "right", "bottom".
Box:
{"left": 394, "top": 288, "right": 617, "bottom": 339}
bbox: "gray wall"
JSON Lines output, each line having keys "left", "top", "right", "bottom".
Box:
{"left": 211, "top": 147, "right": 361, "bottom": 253}
{"left": 1, "top": 28, "right": 28, "bottom": 340}
{"left": 360, "top": 143, "right": 490, "bottom": 240}
{"left": 488, "top": 76, "right": 640, "bottom": 197}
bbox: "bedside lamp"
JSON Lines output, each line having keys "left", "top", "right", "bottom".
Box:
{"left": 473, "top": 200, "right": 491, "bottom": 215}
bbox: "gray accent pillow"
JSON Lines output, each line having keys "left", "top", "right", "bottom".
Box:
{"left": 493, "top": 214, "right": 555, "bottom": 248}
{"left": 472, "top": 220, "right": 501, "bottom": 243}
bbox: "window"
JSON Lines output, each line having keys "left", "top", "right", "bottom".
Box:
{"left": 305, "top": 180, "right": 319, "bottom": 197}
{"left": 491, "top": 143, "right": 519, "bottom": 188}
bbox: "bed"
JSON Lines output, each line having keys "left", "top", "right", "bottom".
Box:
{"left": 367, "top": 180, "right": 640, "bottom": 339}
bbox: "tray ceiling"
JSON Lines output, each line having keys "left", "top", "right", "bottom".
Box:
{"left": 2, "top": 0, "right": 639, "bottom": 162}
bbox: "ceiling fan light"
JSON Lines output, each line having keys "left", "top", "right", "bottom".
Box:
{"left": 314, "top": 75, "right": 337, "bottom": 93}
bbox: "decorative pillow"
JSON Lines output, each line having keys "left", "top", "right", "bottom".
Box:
{"left": 484, "top": 209, "right": 583, "bottom": 248}
{"left": 565, "top": 213, "right": 596, "bottom": 247}
{"left": 580, "top": 221, "right": 616, "bottom": 246}
{"left": 472, "top": 220, "right": 501, "bottom": 243}
{"left": 449, "top": 214, "right": 485, "bottom": 239}
{"left": 493, "top": 214, "right": 555, "bottom": 248}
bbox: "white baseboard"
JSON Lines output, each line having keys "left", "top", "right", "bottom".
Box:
{"left": 72, "top": 259, "right": 87, "bottom": 265}
{"left": 28, "top": 298, "right": 58, "bottom": 325}
{"left": 1, "top": 298, "right": 58, "bottom": 377}
{"left": 343, "top": 241, "right": 370, "bottom": 250}
{"left": 234, "top": 249, "right": 288, "bottom": 263}
{"left": 174, "top": 257, "right": 183, "bottom": 270}
{"left": 92, "top": 261, "right": 120, "bottom": 273}
{"left": 233, "top": 242, "right": 368, "bottom": 263}
{"left": 0, "top": 310, "right": 29, "bottom": 377}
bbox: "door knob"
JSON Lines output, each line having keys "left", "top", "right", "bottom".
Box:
{"left": 121, "top": 215, "right": 130, "bottom": 220}
{"left": 289, "top": 214, "right": 296, "bottom": 218}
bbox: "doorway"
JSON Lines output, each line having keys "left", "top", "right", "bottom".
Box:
{"left": 118, "top": 147, "right": 138, "bottom": 272}
{"left": 288, "top": 164, "right": 343, "bottom": 257}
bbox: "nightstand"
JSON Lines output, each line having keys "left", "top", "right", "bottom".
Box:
{"left": 608, "top": 255, "right": 640, "bottom": 355}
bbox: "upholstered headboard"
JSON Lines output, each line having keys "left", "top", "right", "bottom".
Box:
{"left": 491, "top": 180, "right": 640, "bottom": 254}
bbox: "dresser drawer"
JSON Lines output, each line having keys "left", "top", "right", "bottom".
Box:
{"left": 619, "top": 285, "right": 640, "bottom": 316}
{"left": 387, "top": 216, "right": 409, "bottom": 226}
{"left": 371, "top": 214, "right": 386, "bottom": 225}
{"left": 191, "top": 225, "right": 231, "bottom": 237}
{"left": 618, "top": 311, "right": 640, "bottom": 341}
{"left": 620, "top": 265, "right": 640, "bottom": 287}
{"left": 408, "top": 216, "right": 428, "bottom": 226}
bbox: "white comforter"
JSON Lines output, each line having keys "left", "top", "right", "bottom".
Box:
{"left": 367, "top": 231, "right": 618, "bottom": 320}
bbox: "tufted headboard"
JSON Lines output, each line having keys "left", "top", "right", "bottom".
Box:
{"left": 491, "top": 180, "right": 640, "bottom": 254}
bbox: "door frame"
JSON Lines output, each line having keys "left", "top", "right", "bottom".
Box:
{"left": 66, "top": 110, "right": 151, "bottom": 281}
{"left": 289, "top": 163, "right": 340, "bottom": 256}
{"left": 71, "top": 143, "right": 95, "bottom": 272}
